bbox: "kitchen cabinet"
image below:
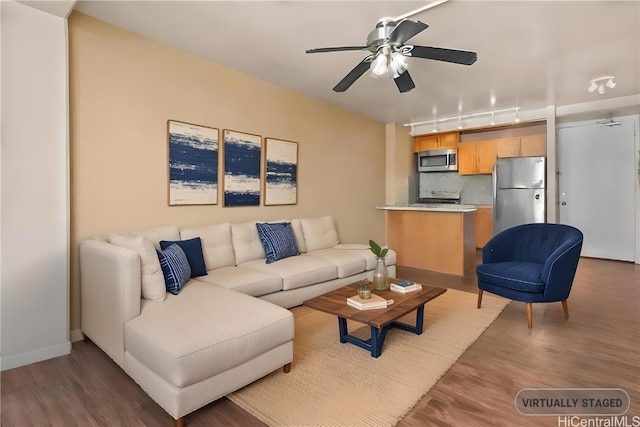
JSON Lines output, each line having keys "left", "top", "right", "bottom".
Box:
{"left": 475, "top": 207, "right": 493, "bottom": 248}
{"left": 496, "top": 134, "right": 546, "bottom": 158}
{"left": 458, "top": 140, "right": 497, "bottom": 175}
{"left": 413, "top": 132, "right": 459, "bottom": 152}
{"left": 520, "top": 134, "right": 546, "bottom": 156}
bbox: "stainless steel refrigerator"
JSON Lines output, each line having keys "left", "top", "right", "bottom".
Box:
{"left": 493, "top": 156, "right": 546, "bottom": 235}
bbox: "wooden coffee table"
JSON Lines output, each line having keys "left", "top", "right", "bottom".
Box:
{"left": 303, "top": 280, "right": 446, "bottom": 358}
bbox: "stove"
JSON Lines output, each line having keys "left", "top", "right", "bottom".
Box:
{"left": 417, "top": 189, "right": 461, "bottom": 204}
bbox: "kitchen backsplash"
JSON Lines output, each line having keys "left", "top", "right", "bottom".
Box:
{"left": 418, "top": 172, "right": 493, "bottom": 205}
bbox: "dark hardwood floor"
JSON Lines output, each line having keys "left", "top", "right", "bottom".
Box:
{"left": 2, "top": 254, "right": 639, "bottom": 426}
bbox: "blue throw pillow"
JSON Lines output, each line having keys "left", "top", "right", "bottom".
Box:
{"left": 157, "top": 244, "right": 192, "bottom": 295}
{"left": 160, "top": 237, "right": 207, "bottom": 277}
{"left": 256, "top": 222, "right": 300, "bottom": 264}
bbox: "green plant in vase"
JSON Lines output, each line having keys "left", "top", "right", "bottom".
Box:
{"left": 369, "top": 240, "right": 390, "bottom": 291}
{"left": 358, "top": 279, "right": 371, "bottom": 299}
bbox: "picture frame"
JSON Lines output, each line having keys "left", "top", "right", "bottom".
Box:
{"left": 264, "top": 138, "right": 298, "bottom": 206}
{"left": 223, "top": 129, "right": 262, "bottom": 206}
{"left": 167, "top": 120, "right": 219, "bottom": 206}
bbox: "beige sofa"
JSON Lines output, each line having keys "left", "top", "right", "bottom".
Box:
{"left": 80, "top": 215, "right": 396, "bottom": 426}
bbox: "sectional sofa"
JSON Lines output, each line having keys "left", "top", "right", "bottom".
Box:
{"left": 80, "top": 215, "right": 396, "bottom": 426}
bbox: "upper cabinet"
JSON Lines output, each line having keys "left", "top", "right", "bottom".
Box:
{"left": 458, "top": 140, "right": 497, "bottom": 175}
{"left": 414, "top": 132, "right": 459, "bottom": 152}
{"left": 496, "top": 134, "right": 546, "bottom": 158}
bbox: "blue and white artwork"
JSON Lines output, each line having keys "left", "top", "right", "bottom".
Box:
{"left": 264, "top": 138, "right": 298, "bottom": 205}
{"left": 168, "top": 120, "right": 219, "bottom": 205}
{"left": 223, "top": 130, "right": 261, "bottom": 206}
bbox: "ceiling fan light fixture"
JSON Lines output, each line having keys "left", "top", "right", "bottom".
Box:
{"left": 370, "top": 53, "right": 388, "bottom": 76}
{"left": 389, "top": 52, "right": 408, "bottom": 78}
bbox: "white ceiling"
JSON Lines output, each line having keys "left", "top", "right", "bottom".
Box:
{"left": 69, "top": 1, "right": 640, "bottom": 125}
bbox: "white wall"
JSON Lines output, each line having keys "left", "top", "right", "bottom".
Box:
{"left": 1, "top": 1, "right": 71, "bottom": 370}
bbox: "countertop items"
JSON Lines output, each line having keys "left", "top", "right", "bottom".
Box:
{"left": 376, "top": 204, "right": 477, "bottom": 213}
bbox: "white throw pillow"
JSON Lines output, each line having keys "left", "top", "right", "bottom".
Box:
{"left": 109, "top": 234, "right": 166, "bottom": 302}
{"left": 300, "top": 215, "right": 340, "bottom": 252}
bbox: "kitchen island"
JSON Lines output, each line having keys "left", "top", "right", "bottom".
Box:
{"left": 377, "top": 204, "right": 476, "bottom": 276}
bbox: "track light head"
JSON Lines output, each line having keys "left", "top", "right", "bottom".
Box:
{"left": 588, "top": 75, "right": 616, "bottom": 94}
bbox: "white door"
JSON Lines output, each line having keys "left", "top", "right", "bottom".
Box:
{"left": 557, "top": 115, "right": 637, "bottom": 261}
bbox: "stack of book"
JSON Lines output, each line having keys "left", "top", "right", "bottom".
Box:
{"left": 390, "top": 280, "right": 422, "bottom": 293}
{"left": 346, "top": 294, "right": 390, "bottom": 310}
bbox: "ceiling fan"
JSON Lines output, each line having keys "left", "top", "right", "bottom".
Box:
{"left": 305, "top": 3, "right": 477, "bottom": 93}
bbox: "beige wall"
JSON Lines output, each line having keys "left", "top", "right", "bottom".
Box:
{"left": 68, "top": 12, "right": 387, "bottom": 334}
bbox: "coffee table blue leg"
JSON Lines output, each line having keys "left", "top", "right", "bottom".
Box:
{"left": 337, "top": 305, "right": 426, "bottom": 358}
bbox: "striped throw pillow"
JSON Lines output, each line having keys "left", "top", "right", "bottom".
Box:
{"left": 256, "top": 222, "right": 300, "bottom": 264}
{"left": 157, "top": 244, "right": 192, "bottom": 295}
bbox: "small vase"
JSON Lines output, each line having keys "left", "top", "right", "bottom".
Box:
{"left": 372, "top": 256, "right": 390, "bottom": 291}
{"left": 358, "top": 287, "right": 371, "bottom": 299}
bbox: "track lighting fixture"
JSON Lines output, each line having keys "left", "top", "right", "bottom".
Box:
{"left": 405, "top": 107, "right": 521, "bottom": 131}
{"left": 588, "top": 75, "right": 617, "bottom": 94}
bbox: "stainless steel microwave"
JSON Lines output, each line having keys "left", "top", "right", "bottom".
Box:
{"left": 417, "top": 148, "right": 458, "bottom": 172}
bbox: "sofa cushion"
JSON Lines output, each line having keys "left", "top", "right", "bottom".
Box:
{"left": 305, "top": 248, "right": 366, "bottom": 278}
{"left": 331, "top": 244, "right": 397, "bottom": 270}
{"left": 134, "top": 226, "right": 181, "bottom": 249}
{"left": 195, "top": 266, "right": 283, "bottom": 297}
{"left": 180, "top": 223, "right": 235, "bottom": 270}
{"left": 256, "top": 222, "right": 300, "bottom": 264}
{"left": 300, "top": 215, "right": 340, "bottom": 252}
{"left": 240, "top": 254, "right": 337, "bottom": 291}
{"left": 160, "top": 237, "right": 207, "bottom": 277}
{"left": 109, "top": 234, "right": 166, "bottom": 302}
{"left": 156, "top": 244, "right": 192, "bottom": 295}
{"left": 289, "top": 219, "right": 306, "bottom": 253}
{"left": 124, "top": 281, "right": 294, "bottom": 388}
{"left": 232, "top": 221, "right": 265, "bottom": 265}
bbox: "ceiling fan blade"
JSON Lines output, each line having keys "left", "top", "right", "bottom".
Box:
{"left": 394, "top": 70, "right": 415, "bottom": 93}
{"left": 306, "top": 46, "right": 367, "bottom": 54}
{"left": 410, "top": 45, "right": 477, "bottom": 65}
{"left": 332, "top": 58, "right": 371, "bottom": 92}
{"left": 387, "top": 20, "right": 429, "bottom": 45}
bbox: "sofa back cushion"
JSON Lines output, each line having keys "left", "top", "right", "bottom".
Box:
{"left": 135, "top": 226, "right": 181, "bottom": 249}
{"left": 300, "top": 215, "right": 340, "bottom": 252}
{"left": 289, "top": 219, "right": 306, "bottom": 253}
{"left": 180, "top": 223, "right": 235, "bottom": 270}
{"left": 232, "top": 221, "right": 265, "bottom": 265}
{"left": 108, "top": 234, "right": 166, "bottom": 302}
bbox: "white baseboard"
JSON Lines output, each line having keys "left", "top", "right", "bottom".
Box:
{"left": 1, "top": 341, "right": 71, "bottom": 371}
{"left": 70, "top": 329, "right": 85, "bottom": 343}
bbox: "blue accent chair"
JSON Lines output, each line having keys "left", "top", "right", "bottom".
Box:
{"left": 476, "top": 223, "right": 583, "bottom": 328}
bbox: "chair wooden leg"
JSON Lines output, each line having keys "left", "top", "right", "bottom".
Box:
{"left": 477, "top": 289, "right": 483, "bottom": 308}
{"left": 526, "top": 302, "right": 533, "bottom": 329}
{"left": 562, "top": 300, "right": 569, "bottom": 319}
{"left": 174, "top": 416, "right": 184, "bottom": 427}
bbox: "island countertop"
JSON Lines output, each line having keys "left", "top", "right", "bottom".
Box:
{"left": 376, "top": 204, "right": 477, "bottom": 213}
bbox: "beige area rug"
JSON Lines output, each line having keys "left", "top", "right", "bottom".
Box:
{"left": 228, "top": 289, "right": 509, "bottom": 427}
